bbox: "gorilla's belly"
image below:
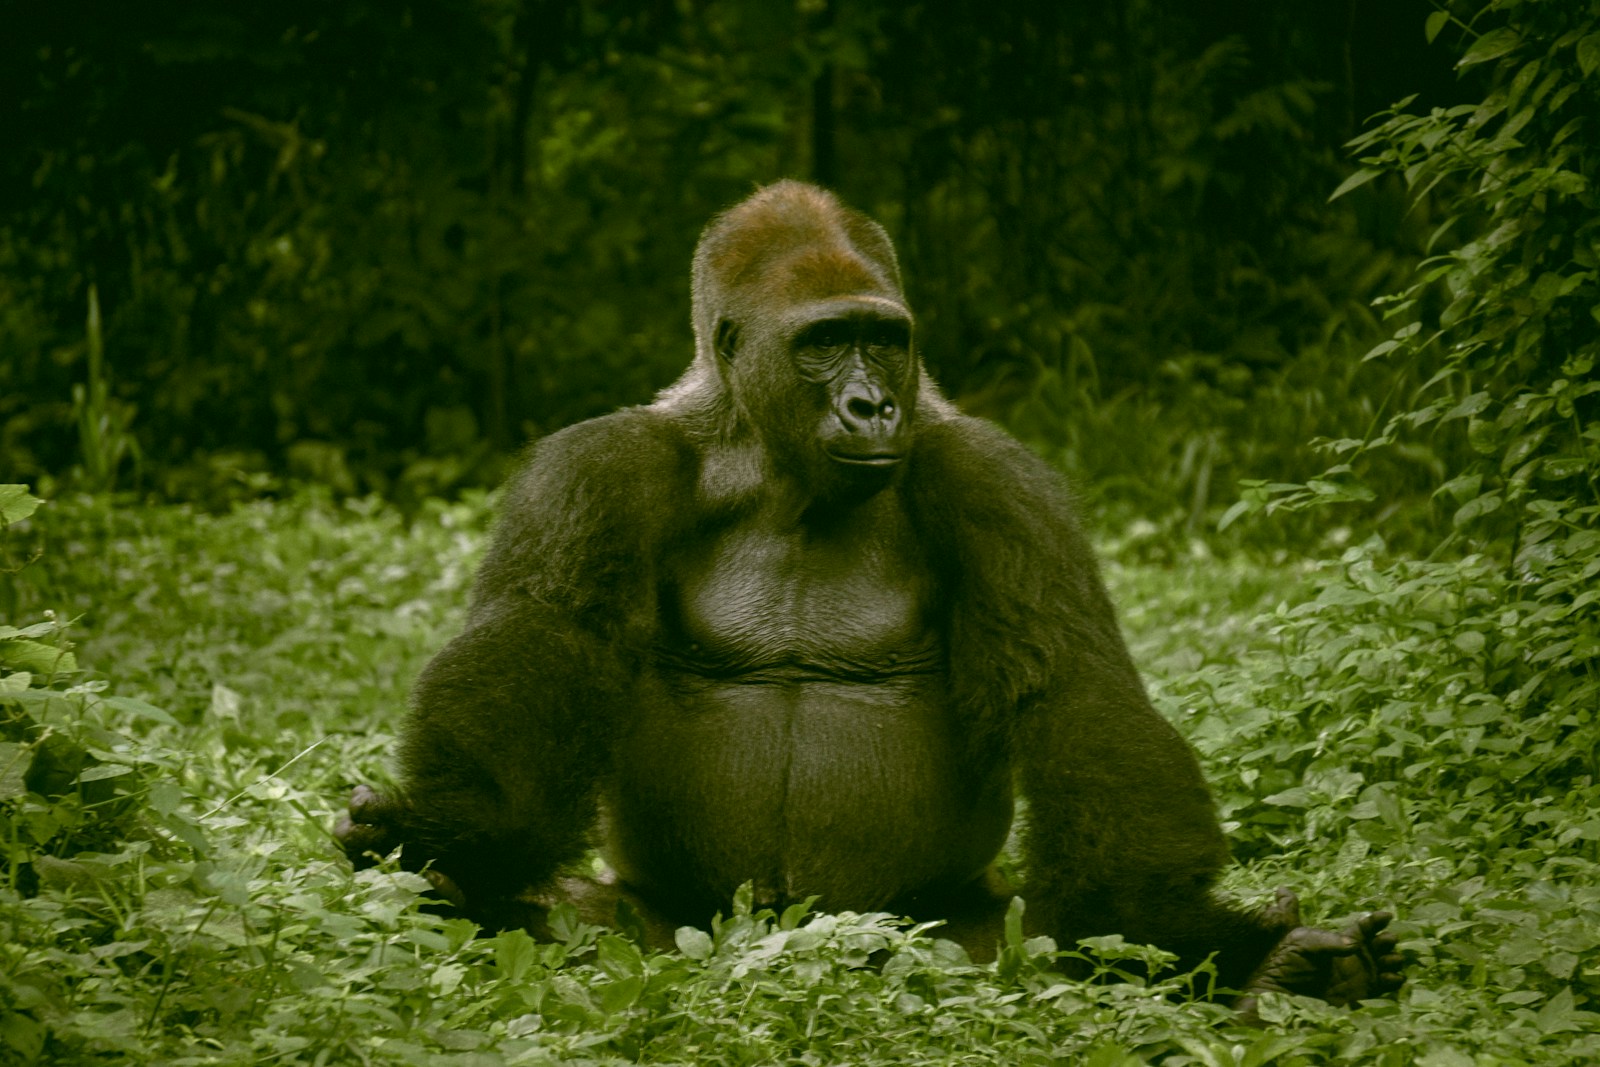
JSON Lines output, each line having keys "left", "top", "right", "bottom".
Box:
{"left": 602, "top": 675, "right": 1013, "bottom": 918}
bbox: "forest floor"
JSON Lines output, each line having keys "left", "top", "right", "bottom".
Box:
{"left": 2, "top": 491, "right": 1597, "bottom": 1065}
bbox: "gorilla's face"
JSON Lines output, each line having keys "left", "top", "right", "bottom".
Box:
{"left": 716, "top": 293, "right": 917, "bottom": 504}
{"left": 790, "top": 301, "right": 916, "bottom": 473}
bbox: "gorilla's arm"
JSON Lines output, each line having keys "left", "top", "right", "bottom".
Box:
{"left": 907, "top": 416, "right": 1386, "bottom": 995}
{"left": 337, "top": 410, "right": 692, "bottom": 921}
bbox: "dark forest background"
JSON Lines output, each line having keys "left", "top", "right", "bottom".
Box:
{"left": 2, "top": 0, "right": 1472, "bottom": 521}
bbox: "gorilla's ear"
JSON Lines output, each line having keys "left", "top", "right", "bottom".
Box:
{"left": 714, "top": 319, "right": 741, "bottom": 365}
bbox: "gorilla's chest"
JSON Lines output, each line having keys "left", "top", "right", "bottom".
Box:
{"left": 664, "top": 513, "right": 937, "bottom": 676}
{"left": 603, "top": 506, "right": 1008, "bottom": 915}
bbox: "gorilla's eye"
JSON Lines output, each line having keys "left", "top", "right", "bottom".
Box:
{"left": 864, "top": 320, "right": 910, "bottom": 351}
{"left": 799, "top": 320, "right": 853, "bottom": 351}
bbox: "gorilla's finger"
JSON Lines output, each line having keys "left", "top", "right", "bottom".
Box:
{"left": 349, "top": 783, "right": 381, "bottom": 816}
{"left": 1288, "top": 926, "right": 1360, "bottom": 956}
{"left": 1261, "top": 886, "right": 1302, "bottom": 929}
{"left": 1351, "top": 911, "right": 1393, "bottom": 938}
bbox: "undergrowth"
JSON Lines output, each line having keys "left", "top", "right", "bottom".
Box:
{"left": 2, "top": 487, "right": 1597, "bottom": 1064}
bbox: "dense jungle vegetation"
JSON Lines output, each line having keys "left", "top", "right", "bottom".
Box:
{"left": 2, "top": 0, "right": 1599, "bottom": 1063}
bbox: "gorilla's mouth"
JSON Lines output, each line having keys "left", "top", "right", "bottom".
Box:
{"left": 826, "top": 449, "right": 904, "bottom": 468}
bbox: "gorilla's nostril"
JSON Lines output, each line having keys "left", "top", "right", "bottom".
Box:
{"left": 847, "top": 397, "right": 877, "bottom": 422}
{"left": 881, "top": 400, "right": 896, "bottom": 418}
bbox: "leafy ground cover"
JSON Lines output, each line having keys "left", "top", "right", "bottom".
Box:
{"left": 3, "top": 488, "right": 1597, "bottom": 1065}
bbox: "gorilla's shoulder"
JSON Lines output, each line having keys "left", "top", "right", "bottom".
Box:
{"left": 506, "top": 407, "right": 697, "bottom": 506}
{"left": 530, "top": 406, "right": 693, "bottom": 472}
{"left": 910, "top": 413, "right": 1079, "bottom": 517}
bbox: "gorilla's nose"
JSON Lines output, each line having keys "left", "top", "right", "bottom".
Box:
{"left": 839, "top": 385, "right": 900, "bottom": 437}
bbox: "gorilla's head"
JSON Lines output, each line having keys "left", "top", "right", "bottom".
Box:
{"left": 678, "top": 181, "right": 922, "bottom": 500}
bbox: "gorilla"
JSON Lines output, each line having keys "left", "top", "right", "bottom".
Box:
{"left": 337, "top": 180, "right": 1402, "bottom": 1008}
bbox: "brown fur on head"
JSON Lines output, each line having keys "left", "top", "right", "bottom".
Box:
{"left": 657, "top": 182, "right": 951, "bottom": 488}
{"left": 688, "top": 181, "right": 908, "bottom": 368}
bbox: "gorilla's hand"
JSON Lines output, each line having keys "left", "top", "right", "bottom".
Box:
{"left": 334, "top": 784, "right": 402, "bottom": 868}
{"left": 335, "top": 785, "right": 469, "bottom": 907}
{"left": 1236, "top": 893, "right": 1404, "bottom": 1018}
{"left": 334, "top": 783, "right": 467, "bottom": 908}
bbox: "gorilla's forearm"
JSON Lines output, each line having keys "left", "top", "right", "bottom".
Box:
{"left": 345, "top": 605, "right": 623, "bottom": 905}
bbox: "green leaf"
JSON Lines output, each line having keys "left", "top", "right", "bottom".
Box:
{"left": 1003, "top": 895, "right": 1025, "bottom": 949}
{"left": 1374, "top": 787, "right": 1407, "bottom": 830}
{"left": 406, "top": 928, "right": 450, "bottom": 952}
{"left": 731, "top": 880, "right": 754, "bottom": 916}
{"left": 1539, "top": 456, "right": 1588, "bottom": 480}
{"left": 1418, "top": 1044, "right": 1475, "bottom": 1067}
{"left": 1467, "top": 416, "right": 1500, "bottom": 454}
{"left": 1217, "top": 499, "right": 1253, "bottom": 532}
{"left": 0, "top": 741, "right": 31, "bottom": 800}
{"left": 1437, "top": 473, "right": 1483, "bottom": 503}
{"left": 1535, "top": 986, "right": 1593, "bottom": 1033}
{"left": 600, "top": 976, "right": 643, "bottom": 1013}
{"left": 0, "top": 1012, "right": 45, "bottom": 1062}
{"left": 0, "top": 640, "right": 78, "bottom": 676}
{"left": 675, "top": 926, "right": 714, "bottom": 960}
{"left": 597, "top": 934, "right": 645, "bottom": 980}
{"left": 1425, "top": 11, "right": 1449, "bottom": 44}
{"left": 1441, "top": 391, "right": 1490, "bottom": 422}
{"left": 778, "top": 899, "right": 812, "bottom": 929}
{"left": 0, "top": 485, "right": 41, "bottom": 525}
{"left": 1501, "top": 428, "right": 1550, "bottom": 472}
{"left": 493, "top": 928, "right": 538, "bottom": 982}
{"left": 147, "top": 780, "right": 184, "bottom": 815}
{"left": 78, "top": 763, "right": 134, "bottom": 783}
{"left": 1578, "top": 33, "right": 1600, "bottom": 78}
{"left": 1549, "top": 171, "right": 1588, "bottom": 196}
{"left": 102, "top": 695, "right": 181, "bottom": 726}
{"left": 0, "top": 622, "right": 57, "bottom": 641}
{"left": 1454, "top": 492, "right": 1503, "bottom": 526}
{"left": 1458, "top": 27, "right": 1520, "bottom": 68}
{"left": 1329, "top": 167, "right": 1382, "bottom": 202}
{"left": 1506, "top": 60, "right": 1542, "bottom": 111}
{"left": 1307, "top": 479, "right": 1374, "bottom": 503}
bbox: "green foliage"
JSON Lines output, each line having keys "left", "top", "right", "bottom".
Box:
{"left": 1114, "top": 538, "right": 1600, "bottom": 1063}
{"left": 1184, "top": 10, "right": 1600, "bottom": 1055}
{"left": 1228, "top": 0, "right": 1600, "bottom": 545}
{"left": 70, "top": 286, "right": 141, "bottom": 495}
{"left": 2, "top": 486, "right": 1598, "bottom": 1062}
{"left": 0, "top": 492, "right": 1291, "bottom": 1062}
{"left": 1143, "top": 540, "right": 1600, "bottom": 1063}
{"left": 1212, "top": 8, "right": 1600, "bottom": 1017}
